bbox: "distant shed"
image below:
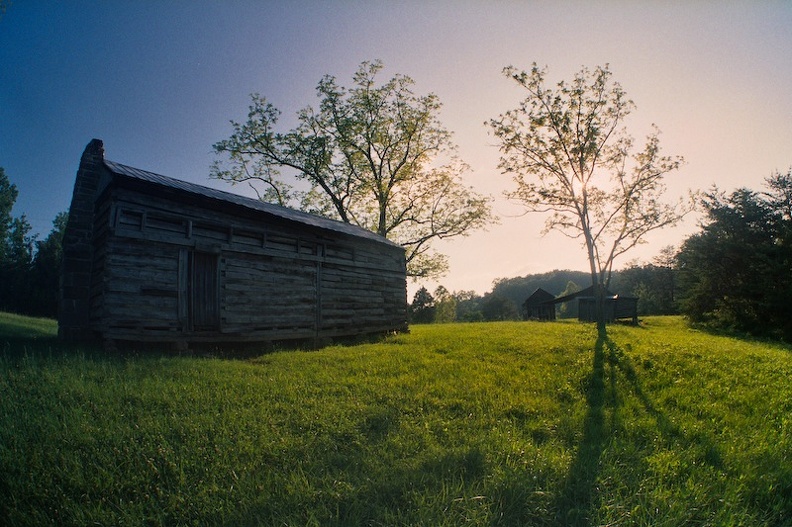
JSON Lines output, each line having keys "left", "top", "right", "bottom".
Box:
{"left": 554, "top": 285, "right": 638, "bottom": 324}
{"left": 522, "top": 288, "right": 557, "bottom": 320}
{"left": 578, "top": 295, "right": 638, "bottom": 325}
{"left": 59, "top": 139, "right": 408, "bottom": 348}
{"left": 523, "top": 285, "right": 638, "bottom": 324}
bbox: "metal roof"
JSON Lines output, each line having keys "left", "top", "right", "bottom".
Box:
{"left": 550, "top": 285, "right": 636, "bottom": 304}
{"left": 103, "top": 159, "right": 401, "bottom": 248}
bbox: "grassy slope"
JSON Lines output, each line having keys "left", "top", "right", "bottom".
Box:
{"left": 0, "top": 314, "right": 790, "bottom": 526}
{"left": 0, "top": 312, "right": 58, "bottom": 341}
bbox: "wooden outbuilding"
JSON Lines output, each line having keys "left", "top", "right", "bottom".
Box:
{"left": 553, "top": 285, "right": 638, "bottom": 324}
{"left": 577, "top": 295, "right": 638, "bottom": 325}
{"left": 523, "top": 285, "right": 638, "bottom": 324}
{"left": 59, "top": 139, "right": 408, "bottom": 348}
{"left": 522, "top": 288, "right": 557, "bottom": 320}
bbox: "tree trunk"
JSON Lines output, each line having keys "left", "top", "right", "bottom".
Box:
{"left": 583, "top": 225, "right": 607, "bottom": 338}
{"left": 594, "top": 281, "right": 607, "bottom": 338}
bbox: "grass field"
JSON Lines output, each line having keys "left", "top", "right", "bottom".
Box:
{"left": 1, "top": 313, "right": 791, "bottom": 526}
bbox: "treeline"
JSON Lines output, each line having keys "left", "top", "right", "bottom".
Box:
{"left": 676, "top": 170, "right": 792, "bottom": 341}
{"left": 411, "top": 169, "right": 792, "bottom": 341}
{"left": 0, "top": 167, "right": 67, "bottom": 318}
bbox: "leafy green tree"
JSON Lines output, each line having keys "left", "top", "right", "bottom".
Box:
{"left": 614, "top": 246, "right": 678, "bottom": 315}
{"left": 453, "top": 290, "right": 483, "bottom": 322}
{"left": 677, "top": 185, "right": 792, "bottom": 339}
{"left": 213, "top": 60, "right": 494, "bottom": 279}
{"left": 557, "top": 280, "right": 581, "bottom": 319}
{"left": 28, "top": 211, "right": 68, "bottom": 317}
{"left": 765, "top": 171, "right": 792, "bottom": 332}
{"left": 409, "top": 286, "right": 435, "bottom": 324}
{"left": 651, "top": 245, "right": 679, "bottom": 313}
{"left": 766, "top": 168, "right": 792, "bottom": 222}
{"left": 433, "top": 286, "right": 457, "bottom": 323}
{"left": 0, "top": 166, "right": 28, "bottom": 313}
{"left": 0, "top": 214, "right": 35, "bottom": 313}
{"left": 6, "top": 215, "right": 34, "bottom": 266}
{"left": 481, "top": 294, "right": 520, "bottom": 321}
{"left": 766, "top": 169, "right": 792, "bottom": 257}
{"left": 0, "top": 167, "right": 17, "bottom": 264}
{"left": 488, "top": 64, "right": 691, "bottom": 334}
{"left": 0, "top": 166, "right": 67, "bottom": 316}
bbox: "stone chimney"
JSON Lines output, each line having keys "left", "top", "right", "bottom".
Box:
{"left": 59, "top": 139, "right": 105, "bottom": 341}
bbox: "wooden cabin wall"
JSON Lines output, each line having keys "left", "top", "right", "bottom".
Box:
{"left": 320, "top": 260, "right": 406, "bottom": 337}
{"left": 578, "top": 298, "right": 614, "bottom": 323}
{"left": 93, "top": 184, "right": 406, "bottom": 344}
{"left": 614, "top": 298, "right": 638, "bottom": 320}
{"left": 101, "top": 237, "right": 183, "bottom": 337}
{"left": 577, "top": 297, "right": 638, "bottom": 324}
{"left": 222, "top": 252, "right": 318, "bottom": 340}
{"left": 614, "top": 297, "right": 639, "bottom": 324}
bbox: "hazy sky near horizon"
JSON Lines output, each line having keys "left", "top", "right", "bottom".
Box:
{"left": 2, "top": 1, "right": 791, "bottom": 296}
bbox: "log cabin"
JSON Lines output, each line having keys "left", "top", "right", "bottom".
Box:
{"left": 59, "top": 139, "right": 407, "bottom": 349}
{"left": 522, "top": 288, "right": 557, "bottom": 321}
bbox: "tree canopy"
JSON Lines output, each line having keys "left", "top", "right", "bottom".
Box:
{"left": 213, "top": 60, "right": 494, "bottom": 279}
{"left": 677, "top": 172, "right": 792, "bottom": 340}
{"left": 0, "top": 167, "right": 18, "bottom": 263}
{"left": 488, "top": 63, "right": 691, "bottom": 332}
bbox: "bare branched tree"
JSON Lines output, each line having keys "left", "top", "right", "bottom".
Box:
{"left": 489, "top": 63, "right": 693, "bottom": 334}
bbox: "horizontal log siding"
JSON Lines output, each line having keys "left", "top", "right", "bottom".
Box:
{"left": 319, "top": 262, "right": 406, "bottom": 336}
{"left": 95, "top": 185, "right": 406, "bottom": 343}
{"left": 222, "top": 254, "right": 317, "bottom": 337}
{"left": 100, "top": 238, "right": 181, "bottom": 335}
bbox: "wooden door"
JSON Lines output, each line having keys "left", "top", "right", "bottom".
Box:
{"left": 190, "top": 251, "right": 220, "bottom": 330}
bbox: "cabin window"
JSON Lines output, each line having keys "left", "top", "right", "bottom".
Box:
{"left": 189, "top": 251, "right": 220, "bottom": 330}
{"left": 325, "top": 243, "right": 354, "bottom": 261}
{"left": 192, "top": 222, "right": 229, "bottom": 242}
{"left": 117, "top": 208, "right": 144, "bottom": 231}
{"left": 299, "top": 240, "right": 320, "bottom": 256}
{"left": 234, "top": 229, "right": 264, "bottom": 247}
{"left": 267, "top": 234, "right": 298, "bottom": 253}
{"left": 147, "top": 212, "right": 187, "bottom": 235}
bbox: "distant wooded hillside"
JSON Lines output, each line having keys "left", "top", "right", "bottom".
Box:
{"left": 489, "top": 269, "right": 592, "bottom": 309}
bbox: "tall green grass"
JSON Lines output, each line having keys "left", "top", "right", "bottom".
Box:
{"left": 1, "top": 314, "right": 790, "bottom": 526}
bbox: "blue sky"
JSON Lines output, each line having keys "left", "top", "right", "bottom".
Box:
{"left": 2, "top": 1, "right": 791, "bottom": 295}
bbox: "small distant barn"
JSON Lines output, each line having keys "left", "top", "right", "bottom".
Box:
{"left": 553, "top": 285, "right": 638, "bottom": 324}
{"left": 59, "top": 139, "right": 408, "bottom": 348}
{"left": 522, "top": 288, "right": 557, "bottom": 320}
{"left": 578, "top": 295, "right": 638, "bottom": 324}
{"left": 522, "top": 285, "right": 638, "bottom": 324}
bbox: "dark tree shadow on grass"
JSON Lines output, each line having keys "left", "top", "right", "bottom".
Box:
{"left": 555, "top": 332, "right": 725, "bottom": 526}
{"left": 554, "top": 334, "right": 608, "bottom": 526}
